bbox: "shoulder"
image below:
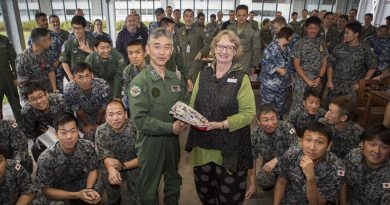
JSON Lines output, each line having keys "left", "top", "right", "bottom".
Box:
{"left": 77, "top": 139, "right": 96, "bottom": 151}
{"left": 64, "top": 81, "right": 79, "bottom": 93}
{"left": 96, "top": 122, "right": 111, "bottom": 134}
{"left": 94, "top": 78, "right": 109, "bottom": 86}
{"left": 344, "top": 148, "right": 363, "bottom": 166}
{"left": 0, "top": 119, "right": 19, "bottom": 129}
{"left": 279, "top": 121, "right": 296, "bottom": 134}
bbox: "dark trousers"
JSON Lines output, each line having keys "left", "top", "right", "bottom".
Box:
{"left": 193, "top": 162, "right": 247, "bottom": 205}
{"left": 0, "top": 79, "right": 22, "bottom": 125}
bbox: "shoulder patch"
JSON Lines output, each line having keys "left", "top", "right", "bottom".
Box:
{"left": 15, "top": 162, "right": 21, "bottom": 171}
{"left": 289, "top": 128, "right": 296, "bottom": 135}
{"left": 61, "top": 44, "right": 65, "bottom": 52}
{"left": 12, "top": 122, "right": 18, "bottom": 128}
{"left": 337, "top": 170, "right": 345, "bottom": 176}
{"left": 130, "top": 86, "right": 141, "bottom": 97}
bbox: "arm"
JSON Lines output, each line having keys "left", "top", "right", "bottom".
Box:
{"left": 273, "top": 176, "right": 288, "bottom": 205}
{"left": 76, "top": 109, "right": 93, "bottom": 126}
{"left": 8, "top": 38, "right": 17, "bottom": 80}
{"left": 326, "top": 65, "right": 334, "bottom": 89}
{"left": 114, "top": 56, "right": 127, "bottom": 98}
{"left": 15, "top": 193, "right": 35, "bottom": 205}
{"left": 96, "top": 108, "right": 106, "bottom": 125}
{"left": 61, "top": 62, "right": 74, "bottom": 81}
{"left": 245, "top": 161, "right": 257, "bottom": 199}
{"left": 339, "top": 183, "right": 348, "bottom": 205}
{"left": 59, "top": 41, "right": 75, "bottom": 81}
{"left": 86, "top": 169, "right": 98, "bottom": 189}
{"left": 48, "top": 70, "right": 57, "bottom": 92}
{"left": 123, "top": 158, "right": 139, "bottom": 170}
{"left": 293, "top": 58, "right": 312, "bottom": 85}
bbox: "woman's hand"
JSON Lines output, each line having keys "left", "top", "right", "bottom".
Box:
{"left": 205, "top": 121, "right": 223, "bottom": 131}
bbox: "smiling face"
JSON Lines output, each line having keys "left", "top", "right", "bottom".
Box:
{"left": 127, "top": 44, "right": 145, "bottom": 67}
{"left": 306, "top": 23, "right": 320, "bottom": 38}
{"left": 303, "top": 95, "right": 321, "bottom": 115}
{"left": 301, "top": 130, "right": 331, "bottom": 162}
{"left": 74, "top": 69, "right": 93, "bottom": 91}
{"left": 49, "top": 16, "right": 61, "bottom": 31}
{"left": 36, "top": 16, "right": 49, "bottom": 29}
{"left": 363, "top": 137, "right": 390, "bottom": 169}
{"left": 236, "top": 9, "right": 248, "bottom": 25}
{"left": 126, "top": 15, "right": 138, "bottom": 32}
{"left": 106, "top": 102, "right": 127, "bottom": 132}
{"left": 214, "top": 35, "right": 236, "bottom": 64}
{"left": 146, "top": 35, "right": 173, "bottom": 68}
{"left": 72, "top": 24, "right": 85, "bottom": 40}
{"left": 96, "top": 41, "right": 112, "bottom": 59}
{"left": 343, "top": 28, "right": 359, "bottom": 43}
{"left": 258, "top": 111, "right": 278, "bottom": 134}
{"left": 27, "top": 90, "right": 50, "bottom": 112}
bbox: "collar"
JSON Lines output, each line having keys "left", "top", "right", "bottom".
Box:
{"left": 147, "top": 64, "right": 175, "bottom": 81}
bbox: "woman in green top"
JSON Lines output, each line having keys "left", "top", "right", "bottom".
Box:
{"left": 185, "top": 30, "right": 256, "bottom": 204}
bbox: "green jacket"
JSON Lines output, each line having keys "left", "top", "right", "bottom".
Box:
{"left": 0, "top": 34, "right": 17, "bottom": 81}
{"left": 59, "top": 36, "right": 96, "bottom": 68}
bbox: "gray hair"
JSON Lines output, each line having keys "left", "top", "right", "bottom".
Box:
{"left": 147, "top": 27, "right": 173, "bottom": 45}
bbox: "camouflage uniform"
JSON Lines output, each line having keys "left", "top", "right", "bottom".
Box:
{"left": 365, "top": 35, "right": 390, "bottom": 72}
{"left": 95, "top": 120, "right": 140, "bottom": 205}
{"left": 59, "top": 35, "right": 96, "bottom": 69}
{"left": 92, "top": 31, "right": 112, "bottom": 41}
{"left": 328, "top": 42, "right": 377, "bottom": 99}
{"left": 63, "top": 78, "right": 111, "bottom": 136}
{"left": 28, "top": 30, "right": 62, "bottom": 65}
{"left": 276, "top": 146, "right": 345, "bottom": 204}
{"left": 260, "top": 40, "right": 293, "bottom": 117}
{"left": 16, "top": 48, "right": 55, "bottom": 95}
{"left": 318, "top": 26, "right": 339, "bottom": 52}
{"left": 85, "top": 49, "right": 126, "bottom": 98}
{"left": 227, "top": 22, "right": 261, "bottom": 74}
{"left": 0, "top": 160, "right": 37, "bottom": 205}
{"left": 52, "top": 29, "right": 70, "bottom": 93}
{"left": 34, "top": 139, "right": 102, "bottom": 205}
{"left": 319, "top": 118, "right": 363, "bottom": 159}
{"left": 122, "top": 63, "right": 145, "bottom": 111}
{"left": 21, "top": 93, "right": 69, "bottom": 161}
{"left": 54, "top": 29, "right": 70, "bottom": 45}
{"left": 287, "top": 106, "right": 326, "bottom": 137}
{"left": 289, "top": 20, "right": 301, "bottom": 35}
{"left": 259, "top": 28, "right": 273, "bottom": 52}
{"left": 249, "top": 20, "right": 259, "bottom": 31}
{"left": 290, "top": 37, "right": 328, "bottom": 109}
{"left": 205, "top": 21, "right": 221, "bottom": 39}
{"left": 344, "top": 148, "right": 390, "bottom": 205}
{"left": 360, "top": 25, "right": 377, "bottom": 41}
{"left": 0, "top": 120, "right": 32, "bottom": 173}
{"left": 251, "top": 121, "right": 298, "bottom": 189}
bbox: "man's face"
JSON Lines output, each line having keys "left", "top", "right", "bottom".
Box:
{"left": 301, "top": 130, "right": 331, "bottom": 162}
{"left": 364, "top": 16, "right": 372, "bottom": 26}
{"left": 36, "top": 16, "right": 49, "bottom": 29}
{"left": 27, "top": 90, "right": 50, "bottom": 112}
{"left": 217, "top": 12, "right": 223, "bottom": 20}
{"left": 275, "top": 12, "right": 282, "bottom": 18}
{"left": 126, "top": 15, "right": 138, "bottom": 32}
{"left": 130, "top": 9, "right": 137, "bottom": 15}
{"left": 325, "top": 103, "right": 344, "bottom": 125}
{"left": 306, "top": 23, "right": 320, "bottom": 38}
{"left": 377, "top": 27, "right": 388, "bottom": 38}
{"left": 96, "top": 42, "right": 112, "bottom": 59}
{"left": 164, "top": 22, "right": 176, "bottom": 34}
{"left": 146, "top": 36, "right": 173, "bottom": 67}
{"left": 198, "top": 16, "right": 205, "bottom": 26}
{"left": 363, "top": 137, "right": 390, "bottom": 169}
{"left": 184, "top": 11, "right": 194, "bottom": 27}
{"left": 36, "top": 34, "right": 52, "bottom": 50}
{"left": 258, "top": 111, "right": 278, "bottom": 134}
{"left": 302, "top": 10, "right": 308, "bottom": 18}
{"left": 324, "top": 14, "right": 335, "bottom": 28}
{"left": 49, "top": 16, "right": 60, "bottom": 31}
{"left": 72, "top": 24, "right": 85, "bottom": 40}
{"left": 292, "top": 14, "right": 298, "bottom": 21}
{"left": 76, "top": 10, "right": 84, "bottom": 16}
{"left": 210, "top": 17, "right": 216, "bottom": 23}
{"left": 57, "top": 121, "right": 79, "bottom": 153}
{"left": 156, "top": 13, "right": 166, "bottom": 22}
{"left": 106, "top": 103, "right": 127, "bottom": 132}
{"left": 94, "top": 20, "right": 103, "bottom": 32}
{"left": 174, "top": 10, "right": 181, "bottom": 20}
{"left": 166, "top": 7, "right": 173, "bottom": 16}
{"left": 312, "top": 10, "right": 319, "bottom": 17}
{"left": 263, "top": 22, "right": 270, "bottom": 30}
{"left": 343, "top": 28, "right": 359, "bottom": 43}
{"left": 127, "top": 44, "right": 145, "bottom": 67}
{"left": 0, "top": 155, "right": 7, "bottom": 183}
{"left": 303, "top": 95, "right": 321, "bottom": 115}
{"left": 349, "top": 10, "right": 356, "bottom": 20}
{"left": 229, "top": 11, "right": 236, "bottom": 20}
{"left": 74, "top": 69, "right": 93, "bottom": 91}
{"left": 273, "top": 22, "right": 284, "bottom": 34}
{"left": 249, "top": 13, "right": 255, "bottom": 20}
{"left": 337, "top": 18, "right": 348, "bottom": 30}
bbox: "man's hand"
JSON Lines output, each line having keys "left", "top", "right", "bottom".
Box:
{"left": 108, "top": 166, "right": 122, "bottom": 185}
{"left": 263, "top": 158, "right": 278, "bottom": 174}
{"left": 276, "top": 68, "right": 287, "bottom": 76}
{"left": 172, "top": 120, "right": 188, "bottom": 135}
{"left": 326, "top": 81, "right": 334, "bottom": 90}
{"left": 300, "top": 156, "right": 315, "bottom": 180}
{"left": 78, "top": 189, "right": 101, "bottom": 204}
{"left": 187, "top": 79, "right": 193, "bottom": 93}
{"left": 351, "top": 84, "right": 359, "bottom": 91}
{"left": 313, "top": 77, "right": 321, "bottom": 87}
{"left": 79, "top": 41, "right": 93, "bottom": 53}
{"left": 305, "top": 78, "right": 317, "bottom": 87}
{"left": 194, "top": 52, "right": 202, "bottom": 61}
{"left": 82, "top": 124, "right": 95, "bottom": 137}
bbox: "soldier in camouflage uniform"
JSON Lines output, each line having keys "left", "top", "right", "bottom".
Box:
{"left": 64, "top": 62, "right": 111, "bottom": 141}
{"left": 0, "top": 120, "right": 32, "bottom": 173}
{"left": 260, "top": 27, "right": 294, "bottom": 118}
{"left": 227, "top": 5, "right": 261, "bottom": 74}
{"left": 205, "top": 14, "right": 221, "bottom": 39}
{"left": 249, "top": 105, "right": 298, "bottom": 191}
{"left": 34, "top": 113, "right": 102, "bottom": 205}
{"left": 0, "top": 34, "right": 22, "bottom": 125}
{"left": 60, "top": 15, "right": 96, "bottom": 81}
{"left": 21, "top": 82, "right": 69, "bottom": 161}
{"left": 320, "top": 96, "right": 363, "bottom": 159}
{"left": 327, "top": 22, "right": 377, "bottom": 100}
{"left": 259, "top": 19, "right": 273, "bottom": 55}
{"left": 16, "top": 28, "right": 57, "bottom": 97}
{"left": 95, "top": 100, "right": 140, "bottom": 205}
{"left": 274, "top": 122, "right": 345, "bottom": 205}
{"left": 291, "top": 16, "right": 328, "bottom": 110}
{"left": 360, "top": 13, "right": 377, "bottom": 41}
{"left": 0, "top": 144, "right": 36, "bottom": 205}
{"left": 289, "top": 12, "right": 301, "bottom": 35}
{"left": 249, "top": 11, "right": 259, "bottom": 31}
{"left": 85, "top": 37, "right": 126, "bottom": 99}
{"left": 287, "top": 89, "right": 326, "bottom": 137}
{"left": 176, "top": 9, "right": 210, "bottom": 83}
{"left": 341, "top": 125, "right": 390, "bottom": 205}
{"left": 319, "top": 12, "right": 339, "bottom": 53}
{"left": 365, "top": 25, "right": 390, "bottom": 73}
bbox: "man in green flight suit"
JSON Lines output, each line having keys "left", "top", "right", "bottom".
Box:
{"left": 0, "top": 34, "right": 22, "bottom": 125}
{"left": 227, "top": 4, "right": 261, "bottom": 74}
{"left": 60, "top": 15, "right": 96, "bottom": 81}
{"left": 85, "top": 37, "right": 126, "bottom": 99}
{"left": 129, "top": 28, "right": 188, "bottom": 205}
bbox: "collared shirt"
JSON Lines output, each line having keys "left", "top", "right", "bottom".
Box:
{"left": 115, "top": 28, "right": 148, "bottom": 64}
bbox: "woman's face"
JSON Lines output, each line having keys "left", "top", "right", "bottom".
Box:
{"left": 214, "top": 36, "right": 236, "bottom": 64}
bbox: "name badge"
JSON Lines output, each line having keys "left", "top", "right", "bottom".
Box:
{"left": 171, "top": 85, "right": 181, "bottom": 92}
{"left": 227, "top": 78, "right": 237, "bottom": 83}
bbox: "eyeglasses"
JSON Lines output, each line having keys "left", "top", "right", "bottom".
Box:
{"left": 215, "top": 44, "right": 236, "bottom": 53}
{"left": 28, "top": 93, "right": 46, "bottom": 104}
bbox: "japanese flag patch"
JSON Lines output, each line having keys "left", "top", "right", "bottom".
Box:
{"left": 383, "top": 183, "right": 390, "bottom": 189}
{"left": 337, "top": 170, "right": 345, "bottom": 176}
{"left": 130, "top": 86, "right": 141, "bottom": 97}
{"left": 289, "top": 128, "right": 296, "bottom": 135}
{"left": 15, "top": 163, "right": 21, "bottom": 171}
{"left": 12, "top": 122, "right": 18, "bottom": 128}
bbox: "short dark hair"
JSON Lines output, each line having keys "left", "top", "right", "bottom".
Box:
{"left": 159, "top": 17, "right": 175, "bottom": 27}
{"left": 210, "top": 14, "right": 216, "bottom": 19}
{"left": 94, "top": 19, "right": 102, "bottom": 25}
{"left": 378, "top": 25, "right": 389, "bottom": 31}
{"left": 305, "top": 16, "right": 321, "bottom": 27}
{"left": 0, "top": 143, "right": 9, "bottom": 159}
{"left": 303, "top": 88, "right": 321, "bottom": 101}
{"left": 262, "top": 18, "right": 270, "bottom": 26}
{"left": 35, "top": 12, "right": 47, "bottom": 20}
{"left": 364, "top": 13, "right": 373, "bottom": 18}
{"left": 71, "top": 15, "right": 87, "bottom": 28}
{"left": 106, "top": 100, "right": 126, "bottom": 112}
{"left": 127, "top": 39, "right": 145, "bottom": 52}
{"left": 339, "top": 14, "right": 348, "bottom": 22}
{"left": 197, "top": 12, "right": 205, "bottom": 18}
{"left": 349, "top": 8, "right": 358, "bottom": 13}
{"left": 360, "top": 124, "right": 390, "bottom": 145}
{"left": 95, "top": 36, "right": 112, "bottom": 47}
{"left": 236, "top": 4, "right": 248, "bottom": 13}
{"left": 250, "top": 11, "right": 255, "bottom": 15}
{"left": 273, "top": 16, "right": 287, "bottom": 25}
{"left": 324, "top": 12, "right": 334, "bottom": 18}
{"left": 330, "top": 96, "right": 356, "bottom": 121}
{"left": 303, "top": 121, "right": 332, "bottom": 141}
{"left": 54, "top": 112, "right": 79, "bottom": 132}
{"left": 183, "top": 9, "right": 194, "bottom": 16}
{"left": 49, "top": 14, "right": 59, "bottom": 21}
{"left": 258, "top": 104, "right": 278, "bottom": 118}
{"left": 72, "top": 62, "right": 92, "bottom": 74}
{"left": 24, "top": 82, "right": 47, "bottom": 99}
{"left": 302, "top": 9, "right": 308, "bottom": 13}
{"left": 291, "top": 12, "right": 298, "bottom": 16}
{"left": 166, "top": 5, "right": 172, "bottom": 9}
{"left": 30, "top": 28, "right": 49, "bottom": 44}
{"left": 312, "top": 9, "right": 319, "bottom": 13}
{"left": 155, "top": 8, "right": 165, "bottom": 15}
{"left": 346, "top": 22, "right": 362, "bottom": 34}
{"left": 386, "top": 16, "right": 390, "bottom": 20}
{"left": 276, "top": 27, "right": 294, "bottom": 39}
{"left": 174, "top": 9, "right": 180, "bottom": 13}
